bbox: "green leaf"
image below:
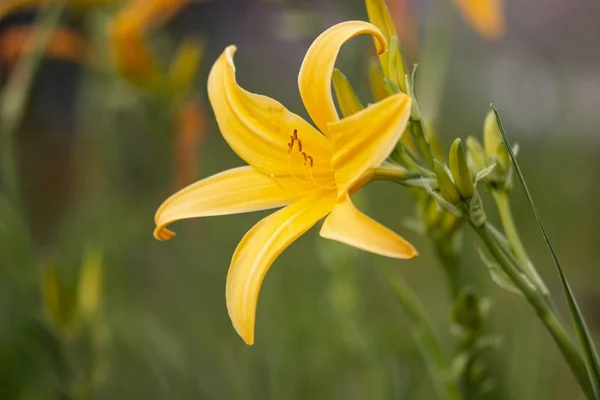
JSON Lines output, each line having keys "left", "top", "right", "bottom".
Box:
{"left": 476, "top": 246, "right": 523, "bottom": 296}
{"left": 491, "top": 105, "right": 600, "bottom": 399}
{"left": 474, "top": 164, "right": 497, "bottom": 184}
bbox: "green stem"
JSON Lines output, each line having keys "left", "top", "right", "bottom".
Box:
{"left": 379, "top": 266, "right": 463, "bottom": 400}
{"left": 473, "top": 222, "right": 595, "bottom": 399}
{"left": 491, "top": 189, "right": 548, "bottom": 295}
{"left": 490, "top": 190, "right": 528, "bottom": 265}
{"left": 433, "top": 238, "right": 461, "bottom": 299}
{"left": 1, "top": 2, "right": 65, "bottom": 205}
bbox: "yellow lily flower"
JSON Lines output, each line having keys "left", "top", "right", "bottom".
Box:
{"left": 452, "top": 0, "right": 504, "bottom": 39}
{"left": 154, "top": 21, "right": 418, "bottom": 345}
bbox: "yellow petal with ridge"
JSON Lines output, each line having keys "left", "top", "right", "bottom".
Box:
{"left": 227, "top": 190, "right": 335, "bottom": 345}
{"left": 320, "top": 193, "right": 417, "bottom": 259}
{"left": 326, "top": 93, "right": 412, "bottom": 194}
{"left": 154, "top": 166, "right": 300, "bottom": 241}
{"left": 298, "top": 21, "right": 386, "bottom": 135}
{"left": 209, "top": 46, "right": 333, "bottom": 179}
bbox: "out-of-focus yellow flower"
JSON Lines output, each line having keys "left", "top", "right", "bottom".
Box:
{"left": 452, "top": 0, "right": 504, "bottom": 39}
{"left": 110, "top": 0, "right": 192, "bottom": 89}
{"left": 0, "top": 0, "right": 199, "bottom": 90}
{"left": 77, "top": 246, "right": 103, "bottom": 320}
{"left": 154, "top": 21, "right": 418, "bottom": 345}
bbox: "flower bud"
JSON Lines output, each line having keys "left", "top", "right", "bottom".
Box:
{"left": 365, "top": 0, "right": 397, "bottom": 78}
{"left": 332, "top": 69, "right": 363, "bottom": 117}
{"left": 368, "top": 60, "right": 388, "bottom": 102}
{"left": 388, "top": 37, "right": 407, "bottom": 92}
{"left": 434, "top": 160, "right": 461, "bottom": 204}
{"left": 77, "top": 246, "right": 103, "bottom": 320}
{"left": 449, "top": 138, "right": 474, "bottom": 199}
{"left": 466, "top": 136, "right": 486, "bottom": 172}
{"left": 41, "top": 263, "right": 73, "bottom": 331}
{"left": 168, "top": 39, "right": 204, "bottom": 97}
{"left": 483, "top": 110, "right": 509, "bottom": 168}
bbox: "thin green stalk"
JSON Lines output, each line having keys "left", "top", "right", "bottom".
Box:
{"left": 490, "top": 190, "right": 529, "bottom": 267}
{"left": 379, "top": 265, "right": 463, "bottom": 400}
{"left": 492, "top": 105, "right": 600, "bottom": 398}
{"left": 0, "top": 2, "right": 65, "bottom": 205}
{"left": 433, "top": 239, "right": 461, "bottom": 300}
{"left": 473, "top": 222, "right": 595, "bottom": 399}
{"left": 491, "top": 189, "right": 548, "bottom": 296}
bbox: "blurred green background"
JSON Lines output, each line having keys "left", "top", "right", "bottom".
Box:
{"left": 1, "top": 0, "right": 599, "bottom": 399}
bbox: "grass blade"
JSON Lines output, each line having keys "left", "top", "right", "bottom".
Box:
{"left": 491, "top": 105, "right": 600, "bottom": 399}
{"left": 378, "top": 264, "right": 463, "bottom": 400}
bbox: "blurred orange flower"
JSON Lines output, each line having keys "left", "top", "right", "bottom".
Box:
{"left": 174, "top": 98, "right": 206, "bottom": 188}
{"left": 0, "top": 25, "right": 87, "bottom": 67}
{"left": 452, "top": 0, "right": 505, "bottom": 39}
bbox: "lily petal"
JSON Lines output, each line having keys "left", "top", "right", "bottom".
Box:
{"left": 227, "top": 190, "right": 336, "bottom": 345}
{"left": 154, "top": 166, "right": 299, "bottom": 241}
{"left": 327, "top": 93, "right": 412, "bottom": 194}
{"left": 209, "top": 46, "right": 332, "bottom": 177}
{"left": 320, "top": 193, "right": 417, "bottom": 259}
{"left": 298, "top": 21, "right": 387, "bottom": 134}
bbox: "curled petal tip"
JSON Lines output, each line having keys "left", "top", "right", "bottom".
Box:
{"left": 154, "top": 226, "right": 176, "bottom": 241}
{"left": 240, "top": 329, "right": 255, "bottom": 346}
{"left": 224, "top": 45, "right": 237, "bottom": 58}
{"left": 229, "top": 310, "right": 255, "bottom": 345}
{"left": 391, "top": 241, "right": 419, "bottom": 260}
{"left": 384, "top": 244, "right": 418, "bottom": 260}
{"left": 374, "top": 33, "right": 387, "bottom": 55}
{"left": 405, "top": 247, "right": 419, "bottom": 260}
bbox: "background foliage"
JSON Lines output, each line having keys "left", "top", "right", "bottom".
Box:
{"left": 1, "top": 0, "right": 599, "bottom": 399}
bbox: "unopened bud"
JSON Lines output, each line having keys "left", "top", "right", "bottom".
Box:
{"left": 434, "top": 160, "right": 461, "bottom": 204}
{"left": 365, "top": 0, "right": 397, "bottom": 78}
{"left": 41, "top": 263, "right": 73, "bottom": 331}
{"left": 466, "top": 136, "right": 487, "bottom": 172}
{"left": 449, "top": 139, "right": 474, "bottom": 199}
{"left": 368, "top": 60, "right": 388, "bottom": 102}
{"left": 168, "top": 39, "right": 204, "bottom": 97}
{"left": 388, "top": 37, "right": 408, "bottom": 92}
{"left": 332, "top": 69, "right": 363, "bottom": 117}
{"left": 383, "top": 77, "right": 401, "bottom": 95}
{"left": 483, "top": 110, "right": 510, "bottom": 168}
{"left": 77, "top": 246, "right": 103, "bottom": 319}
